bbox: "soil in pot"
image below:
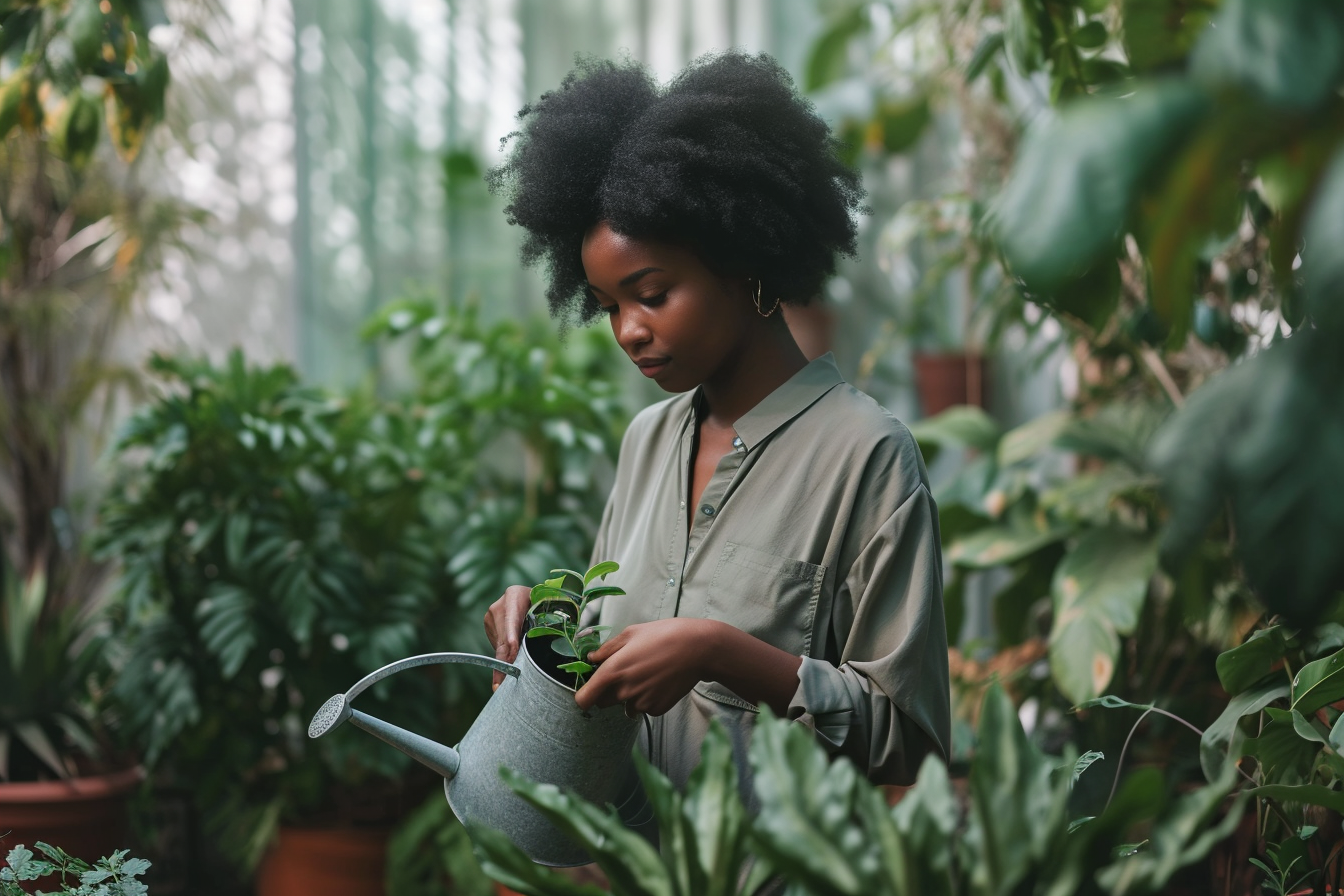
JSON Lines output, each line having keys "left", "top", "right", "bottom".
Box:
{"left": 524, "top": 603, "right": 596, "bottom": 691}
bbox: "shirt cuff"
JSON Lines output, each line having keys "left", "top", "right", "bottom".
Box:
{"left": 787, "top": 655, "right": 860, "bottom": 752}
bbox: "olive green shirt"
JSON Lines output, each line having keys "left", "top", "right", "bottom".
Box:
{"left": 589, "top": 354, "right": 950, "bottom": 801}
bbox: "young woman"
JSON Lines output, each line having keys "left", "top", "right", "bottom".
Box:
{"left": 481, "top": 52, "right": 949, "bottom": 802}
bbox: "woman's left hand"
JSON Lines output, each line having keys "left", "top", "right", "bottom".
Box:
{"left": 574, "top": 618, "right": 719, "bottom": 716}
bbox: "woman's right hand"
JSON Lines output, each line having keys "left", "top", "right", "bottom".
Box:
{"left": 483, "top": 585, "right": 532, "bottom": 690}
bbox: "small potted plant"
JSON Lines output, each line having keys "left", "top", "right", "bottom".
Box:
{"left": 523, "top": 562, "right": 624, "bottom": 689}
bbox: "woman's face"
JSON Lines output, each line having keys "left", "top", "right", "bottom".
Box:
{"left": 581, "top": 221, "right": 756, "bottom": 394}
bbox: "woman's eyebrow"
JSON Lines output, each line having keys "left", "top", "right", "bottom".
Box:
{"left": 618, "top": 266, "right": 664, "bottom": 287}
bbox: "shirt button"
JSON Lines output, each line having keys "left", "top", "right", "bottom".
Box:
{"left": 701, "top": 505, "right": 715, "bottom": 516}
{"left": 732, "top": 437, "right": 744, "bottom": 451}
{"left": 667, "top": 577, "right": 675, "bottom": 586}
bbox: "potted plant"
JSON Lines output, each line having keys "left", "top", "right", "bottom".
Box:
{"left": 94, "top": 300, "right": 626, "bottom": 893}
{"left": 0, "top": 0, "right": 190, "bottom": 863}
{"left": 524, "top": 562, "right": 623, "bottom": 689}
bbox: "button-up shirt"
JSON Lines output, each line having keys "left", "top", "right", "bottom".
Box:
{"left": 588, "top": 353, "right": 950, "bottom": 799}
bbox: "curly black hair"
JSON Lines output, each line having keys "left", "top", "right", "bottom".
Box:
{"left": 486, "top": 51, "right": 866, "bottom": 323}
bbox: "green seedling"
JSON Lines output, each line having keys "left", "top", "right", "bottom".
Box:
{"left": 526, "top": 560, "right": 625, "bottom": 686}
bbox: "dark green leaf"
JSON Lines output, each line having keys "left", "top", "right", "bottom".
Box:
{"left": 1072, "top": 21, "right": 1107, "bottom": 50}
{"left": 966, "top": 31, "right": 1005, "bottom": 82}
{"left": 1291, "top": 648, "right": 1344, "bottom": 714}
{"left": 1190, "top": 0, "right": 1344, "bottom": 110}
{"left": 991, "top": 81, "right": 1210, "bottom": 292}
{"left": 805, "top": 4, "right": 869, "bottom": 91}
{"left": 907, "top": 405, "right": 1002, "bottom": 454}
{"left": 1199, "top": 680, "right": 1290, "bottom": 780}
{"left": 1216, "top": 626, "right": 1289, "bottom": 696}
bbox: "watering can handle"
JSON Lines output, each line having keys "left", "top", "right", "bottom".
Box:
{"left": 344, "top": 652, "right": 520, "bottom": 703}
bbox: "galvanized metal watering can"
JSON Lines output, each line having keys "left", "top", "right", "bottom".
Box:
{"left": 307, "top": 638, "right": 647, "bottom": 866}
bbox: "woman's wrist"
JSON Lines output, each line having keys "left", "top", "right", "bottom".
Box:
{"left": 696, "top": 619, "right": 802, "bottom": 715}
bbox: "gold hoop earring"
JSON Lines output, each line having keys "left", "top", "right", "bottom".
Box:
{"left": 754, "top": 279, "right": 781, "bottom": 318}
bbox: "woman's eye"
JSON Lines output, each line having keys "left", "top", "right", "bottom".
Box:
{"left": 640, "top": 291, "right": 668, "bottom": 307}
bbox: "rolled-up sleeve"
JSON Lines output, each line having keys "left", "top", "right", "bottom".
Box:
{"left": 786, "top": 482, "right": 950, "bottom": 785}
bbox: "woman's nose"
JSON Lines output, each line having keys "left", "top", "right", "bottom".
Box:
{"left": 614, "top": 308, "right": 651, "bottom": 351}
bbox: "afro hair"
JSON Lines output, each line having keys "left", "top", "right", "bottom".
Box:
{"left": 485, "top": 51, "right": 866, "bottom": 323}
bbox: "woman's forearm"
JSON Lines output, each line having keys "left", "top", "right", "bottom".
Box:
{"left": 702, "top": 620, "right": 803, "bottom": 716}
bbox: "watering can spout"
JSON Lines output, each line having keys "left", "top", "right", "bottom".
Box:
{"left": 307, "top": 652, "right": 521, "bottom": 781}
{"left": 352, "top": 707, "right": 461, "bottom": 780}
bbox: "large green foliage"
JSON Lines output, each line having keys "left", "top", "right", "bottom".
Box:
{"left": 474, "top": 688, "right": 1242, "bottom": 896}
{"left": 987, "top": 0, "right": 1344, "bottom": 624}
{"left": 93, "top": 300, "right": 626, "bottom": 871}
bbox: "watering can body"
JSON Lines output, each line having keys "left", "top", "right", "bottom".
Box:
{"left": 309, "top": 638, "right": 647, "bottom": 866}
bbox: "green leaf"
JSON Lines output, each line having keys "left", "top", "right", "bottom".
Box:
{"left": 907, "top": 405, "right": 1002, "bottom": 454}
{"left": 749, "top": 708, "right": 877, "bottom": 895}
{"left": 550, "top": 639, "right": 576, "bottom": 658}
{"left": 1122, "top": 0, "right": 1215, "bottom": 73}
{"left": 530, "top": 583, "right": 581, "bottom": 605}
{"left": 875, "top": 94, "right": 932, "bottom": 155}
{"left": 1217, "top": 626, "right": 1290, "bottom": 696}
{"left": 1073, "top": 750, "right": 1105, "bottom": 786}
{"left": 997, "top": 410, "right": 1070, "bottom": 467}
{"left": 1049, "top": 528, "right": 1159, "bottom": 704}
{"left": 1248, "top": 784, "right": 1344, "bottom": 814}
{"left": 583, "top": 561, "right": 619, "bottom": 585}
{"left": 1190, "top": 0, "right": 1344, "bottom": 110}
{"left": 524, "top": 626, "right": 566, "bottom": 639}
{"left": 1290, "top": 709, "right": 1328, "bottom": 745}
{"left": 1072, "top": 21, "right": 1107, "bottom": 50}
{"left": 579, "top": 585, "right": 625, "bottom": 600}
{"left": 470, "top": 825, "right": 608, "bottom": 896}
{"left": 1200, "top": 680, "right": 1290, "bottom": 780}
{"left": 556, "top": 661, "right": 592, "bottom": 674}
{"left": 946, "top": 518, "right": 1070, "bottom": 569}
{"left": 990, "top": 81, "right": 1210, "bottom": 293}
{"left": 1302, "top": 145, "right": 1344, "bottom": 332}
{"left": 805, "top": 4, "right": 869, "bottom": 92}
{"left": 498, "top": 766, "right": 673, "bottom": 896}
{"left": 1291, "top": 648, "right": 1344, "bottom": 714}
{"left": 966, "top": 31, "right": 1005, "bottom": 82}
{"left": 1242, "top": 708, "right": 1320, "bottom": 783}
{"left": 1004, "top": 0, "right": 1044, "bottom": 73}
{"left": 1330, "top": 711, "right": 1344, "bottom": 753}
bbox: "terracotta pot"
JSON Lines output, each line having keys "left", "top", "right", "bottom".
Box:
{"left": 912, "top": 351, "right": 987, "bottom": 417}
{"left": 256, "top": 827, "right": 388, "bottom": 896}
{"left": 0, "top": 766, "right": 142, "bottom": 862}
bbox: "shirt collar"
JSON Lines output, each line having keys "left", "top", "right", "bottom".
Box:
{"left": 724, "top": 352, "right": 844, "bottom": 451}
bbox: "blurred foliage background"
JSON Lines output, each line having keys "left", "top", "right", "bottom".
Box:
{"left": 3, "top": 0, "right": 1343, "bottom": 894}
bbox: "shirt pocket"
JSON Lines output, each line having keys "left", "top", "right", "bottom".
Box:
{"left": 707, "top": 541, "right": 826, "bottom": 658}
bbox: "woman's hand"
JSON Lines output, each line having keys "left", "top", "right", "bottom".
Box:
{"left": 576, "top": 618, "right": 805, "bottom": 717}
{"left": 574, "top": 618, "right": 718, "bottom": 716}
{"left": 483, "top": 585, "right": 532, "bottom": 690}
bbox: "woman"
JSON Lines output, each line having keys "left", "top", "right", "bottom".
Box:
{"left": 482, "top": 51, "right": 949, "bottom": 803}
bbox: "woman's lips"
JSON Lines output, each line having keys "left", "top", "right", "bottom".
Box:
{"left": 636, "top": 358, "right": 669, "bottom": 377}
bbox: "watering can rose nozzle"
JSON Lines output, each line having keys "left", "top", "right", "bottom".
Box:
{"left": 308, "top": 693, "right": 351, "bottom": 738}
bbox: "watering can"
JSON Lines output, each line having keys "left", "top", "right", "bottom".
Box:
{"left": 307, "top": 637, "right": 649, "bottom": 867}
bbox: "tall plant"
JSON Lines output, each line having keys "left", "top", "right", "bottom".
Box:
{"left": 0, "top": 0, "right": 194, "bottom": 781}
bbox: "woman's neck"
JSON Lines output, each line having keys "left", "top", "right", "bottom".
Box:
{"left": 698, "top": 321, "right": 809, "bottom": 428}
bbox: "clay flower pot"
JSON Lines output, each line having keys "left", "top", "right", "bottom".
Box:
{"left": 0, "top": 766, "right": 143, "bottom": 861}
